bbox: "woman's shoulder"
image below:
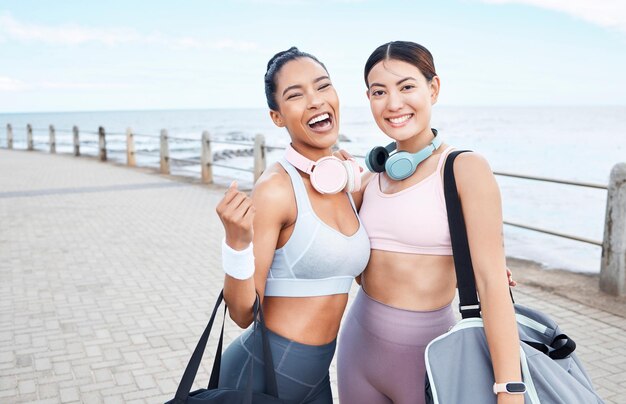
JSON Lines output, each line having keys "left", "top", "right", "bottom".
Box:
{"left": 451, "top": 150, "right": 497, "bottom": 191}
{"left": 251, "top": 162, "right": 294, "bottom": 208}
{"left": 452, "top": 150, "right": 491, "bottom": 173}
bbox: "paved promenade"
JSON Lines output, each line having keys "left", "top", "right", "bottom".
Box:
{"left": 1, "top": 149, "right": 625, "bottom": 403}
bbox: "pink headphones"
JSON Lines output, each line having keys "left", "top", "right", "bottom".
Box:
{"left": 284, "top": 144, "right": 362, "bottom": 194}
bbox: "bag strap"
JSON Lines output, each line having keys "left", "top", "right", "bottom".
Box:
{"left": 443, "top": 150, "right": 481, "bottom": 319}
{"left": 206, "top": 295, "right": 261, "bottom": 391}
{"left": 173, "top": 290, "right": 225, "bottom": 401}
{"left": 173, "top": 290, "right": 280, "bottom": 402}
{"left": 523, "top": 334, "right": 576, "bottom": 360}
{"left": 258, "top": 295, "right": 279, "bottom": 397}
{"left": 443, "top": 150, "right": 514, "bottom": 319}
{"left": 207, "top": 304, "right": 226, "bottom": 389}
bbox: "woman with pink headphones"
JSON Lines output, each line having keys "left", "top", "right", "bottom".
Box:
{"left": 336, "top": 41, "right": 523, "bottom": 404}
{"left": 215, "top": 47, "right": 369, "bottom": 403}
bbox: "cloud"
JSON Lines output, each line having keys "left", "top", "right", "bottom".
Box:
{"left": 38, "top": 81, "right": 130, "bottom": 90}
{"left": 0, "top": 76, "right": 27, "bottom": 91}
{"left": 0, "top": 12, "right": 258, "bottom": 51}
{"left": 479, "top": 0, "right": 626, "bottom": 34}
{"left": 0, "top": 76, "right": 130, "bottom": 92}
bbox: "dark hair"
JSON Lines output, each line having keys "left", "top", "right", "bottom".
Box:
{"left": 264, "top": 47, "right": 329, "bottom": 111}
{"left": 364, "top": 41, "right": 436, "bottom": 87}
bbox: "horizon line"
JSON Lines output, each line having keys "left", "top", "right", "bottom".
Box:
{"left": 1, "top": 104, "right": 626, "bottom": 115}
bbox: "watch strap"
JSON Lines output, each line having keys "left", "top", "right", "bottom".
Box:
{"left": 493, "top": 382, "right": 526, "bottom": 395}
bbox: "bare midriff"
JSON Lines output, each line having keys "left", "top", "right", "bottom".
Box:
{"left": 262, "top": 294, "right": 348, "bottom": 346}
{"left": 361, "top": 249, "right": 456, "bottom": 311}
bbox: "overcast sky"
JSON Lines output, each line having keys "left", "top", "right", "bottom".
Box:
{"left": 1, "top": 0, "right": 625, "bottom": 112}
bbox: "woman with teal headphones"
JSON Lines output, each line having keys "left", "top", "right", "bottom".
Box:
{"left": 336, "top": 41, "right": 523, "bottom": 404}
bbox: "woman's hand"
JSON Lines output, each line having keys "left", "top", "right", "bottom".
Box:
{"left": 332, "top": 148, "right": 352, "bottom": 161}
{"left": 333, "top": 149, "right": 363, "bottom": 173}
{"left": 216, "top": 181, "right": 255, "bottom": 250}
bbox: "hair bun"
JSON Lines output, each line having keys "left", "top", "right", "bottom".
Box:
{"left": 266, "top": 47, "right": 300, "bottom": 71}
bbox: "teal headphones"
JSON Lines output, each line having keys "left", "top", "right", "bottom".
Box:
{"left": 365, "top": 129, "right": 442, "bottom": 181}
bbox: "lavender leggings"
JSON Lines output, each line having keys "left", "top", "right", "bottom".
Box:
{"left": 337, "top": 288, "right": 456, "bottom": 404}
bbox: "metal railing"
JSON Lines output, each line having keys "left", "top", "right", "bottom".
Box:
{"left": 2, "top": 123, "right": 625, "bottom": 296}
{"left": 490, "top": 172, "right": 606, "bottom": 247}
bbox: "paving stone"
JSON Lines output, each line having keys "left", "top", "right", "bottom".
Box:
{"left": 134, "top": 375, "right": 156, "bottom": 390}
{"left": 113, "top": 371, "right": 134, "bottom": 386}
{"left": 15, "top": 392, "right": 38, "bottom": 403}
{"left": 0, "top": 375, "right": 17, "bottom": 390}
{"left": 81, "top": 391, "right": 103, "bottom": 404}
{"left": 102, "top": 395, "right": 124, "bottom": 404}
{"left": 0, "top": 351, "right": 15, "bottom": 363}
{"left": 34, "top": 358, "right": 52, "bottom": 372}
{"left": 37, "top": 382, "right": 59, "bottom": 399}
{"left": 0, "top": 388, "right": 18, "bottom": 399}
{"left": 17, "top": 379, "right": 36, "bottom": 395}
{"left": 59, "top": 387, "right": 79, "bottom": 402}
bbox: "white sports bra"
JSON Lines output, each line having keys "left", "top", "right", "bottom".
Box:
{"left": 264, "top": 159, "right": 371, "bottom": 297}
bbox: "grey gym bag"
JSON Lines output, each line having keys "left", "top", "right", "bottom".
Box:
{"left": 424, "top": 150, "right": 604, "bottom": 404}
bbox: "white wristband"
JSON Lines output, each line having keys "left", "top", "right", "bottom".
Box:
{"left": 221, "top": 238, "right": 255, "bottom": 280}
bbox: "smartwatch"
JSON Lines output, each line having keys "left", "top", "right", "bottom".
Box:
{"left": 493, "top": 382, "right": 527, "bottom": 395}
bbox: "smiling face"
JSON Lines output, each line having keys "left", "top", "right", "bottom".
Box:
{"left": 366, "top": 58, "right": 439, "bottom": 144}
{"left": 269, "top": 57, "right": 340, "bottom": 152}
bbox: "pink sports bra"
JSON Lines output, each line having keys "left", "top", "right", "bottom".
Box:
{"left": 359, "top": 146, "right": 454, "bottom": 256}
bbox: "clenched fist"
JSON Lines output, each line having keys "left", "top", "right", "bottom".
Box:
{"left": 216, "top": 181, "right": 255, "bottom": 251}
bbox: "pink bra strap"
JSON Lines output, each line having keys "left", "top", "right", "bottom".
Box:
{"left": 436, "top": 146, "right": 456, "bottom": 173}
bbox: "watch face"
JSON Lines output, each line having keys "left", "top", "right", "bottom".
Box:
{"left": 506, "top": 383, "right": 527, "bottom": 393}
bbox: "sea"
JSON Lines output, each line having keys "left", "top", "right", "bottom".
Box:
{"left": 1, "top": 106, "right": 625, "bottom": 274}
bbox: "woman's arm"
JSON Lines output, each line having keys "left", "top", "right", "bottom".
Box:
{"left": 216, "top": 172, "right": 291, "bottom": 328}
{"left": 455, "top": 152, "right": 523, "bottom": 404}
{"left": 352, "top": 171, "right": 375, "bottom": 211}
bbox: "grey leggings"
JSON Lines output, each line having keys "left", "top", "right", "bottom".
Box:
{"left": 219, "top": 325, "right": 336, "bottom": 403}
{"left": 337, "top": 287, "right": 456, "bottom": 404}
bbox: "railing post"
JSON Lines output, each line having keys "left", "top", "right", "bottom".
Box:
{"left": 160, "top": 129, "right": 170, "bottom": 174}
{"left": 73, "top": 126, "right": 80, "bottom": 156}
{"left": 27, "top": 124, "right": 33, "bottom": 150}
{"left": 7, "top": 124, "right": 13, "bottom": 149}
{"left": 126, "top": 127, "right": 136, "bottom": 167}
{"left": 49, "top": 125, "right": 56, "bottom": 154}
{"left": 201, "top": 131, "right": 213, "bottom": 184}
{"left": 253, "top": 133, "right": 266, "bottom": 183}
{"left": 98, "top": 126, "right": 107, "bottom": 161}
{"left": 600, "top": 163, "right": 626, "bottom": 296}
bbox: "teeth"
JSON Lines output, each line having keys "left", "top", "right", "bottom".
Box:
{"left": 308, "top": 113, "right": 330, "bottom": 125}
{"left": 388, "top": 114, "right": 412, "bottom": 124}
